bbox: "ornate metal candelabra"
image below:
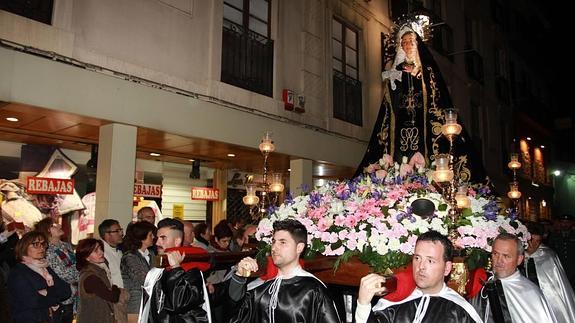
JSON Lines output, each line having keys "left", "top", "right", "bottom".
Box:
{"left": 507, "top": 153, "right": 522, "bottom": 213}
{"left": 432, "top": 109, "right": 470, "bottom": 227}
{"left": 242, "top": 132, "right": 284, "bottom": 220}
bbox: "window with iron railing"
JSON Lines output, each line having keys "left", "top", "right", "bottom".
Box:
{"left": 221, "top": 0, "right": 273, "bottom": 97}
{"left": 0, "top": 0, "right": 53, "bottom": 25}
{"left": 332, "top": 18, "right": 362, "bottom": 126}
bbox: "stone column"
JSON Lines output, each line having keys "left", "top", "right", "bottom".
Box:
{"left": 94, "top": 123, "right": 137, "bottom": 230}
{"left": 212, "top": 168, "right": 228, "bottom": 229}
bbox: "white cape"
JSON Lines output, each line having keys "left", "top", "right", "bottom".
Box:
{"left": 499, "top": 270, "right": 558, "bottom": 323}
{"left": 526, "top": 245, "right": 575, "bottom": 322}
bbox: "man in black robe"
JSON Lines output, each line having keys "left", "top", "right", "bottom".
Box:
{"left": 139, "top": 218, "right": 212, "bottom": 322}
{"left": 228, "top": 219, "right": 341, "bottom": 323}
{"left": 521, "top": 223, "right": 575, "bottom": 322}
{"left": 355, "top": 230, "right": 482, "bottom": 323}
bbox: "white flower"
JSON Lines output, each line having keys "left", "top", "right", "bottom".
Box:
{"left": 388, "top": 238, "right": 401, "bottom": 251}
{"left": 329, "top": 200, "right": 345, "bottom": 216}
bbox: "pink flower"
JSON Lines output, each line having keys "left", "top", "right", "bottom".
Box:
{"left": 409, "top": 152, "right": 426, "bottom": 169}
{"left": 365, "top": 163, "right": 380, "bottom": 173}
{"left": 309, "top": 206, "right": 327, "bottom": 219}
{"left": 381, "top": 154, "right": 393, "bottom": 168}
{"left": 334, "top": 215, "right": 346, "bottom": 226}
{"left": 320, "top": 231, "right": 332, "bottom": 242}
{"left": 344, "top": 216, "right": 359, "bottom": 228}
{"left": 329, "top": 232, "right": 340, "bottom": 244}
{"left": 375, "top": 169, "right": 387, "bottom": 179}
{"left": 346, "top": 239, "right": 358, "bottom": 250}
{"left": 316, "top": 218, "right": 330, "bottom": 232}
{"left": 400, "top": 163, "right": 413, "bottom": 177}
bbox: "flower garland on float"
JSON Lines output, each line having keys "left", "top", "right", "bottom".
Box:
{"left": 255, "top": 153, "right": 529, "bottom": 273}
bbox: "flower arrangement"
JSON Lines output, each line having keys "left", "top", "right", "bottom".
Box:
{"left": 255, "top": 153, "right": 529, "bottom": 272}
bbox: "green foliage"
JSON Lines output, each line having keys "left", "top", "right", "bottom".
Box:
{"left": 461, "top": 208, "right": 473, "bottom": 217}
{"left": 465, "top": 248, "right": 490, "bottom": 271}
{"left": 311, "top": 238, "right": 326, "bottom": 254}
{"left": 334, "top": 250, "right": 359, "bottom": 272}
{"left": 357, "top": 247, "right": 411, "bottom": 273}
{"left": 255, "top": 241, "right": 271, "bottom": 264}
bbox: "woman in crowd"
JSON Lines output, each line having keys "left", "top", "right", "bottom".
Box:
{"left": 76, "top": 238, "right": 128, "bottom": 323}
{"left": 206, "top": 220, "right": 234, "bottom": 323}
{"left": 229, "top": 224, "right": 257, "bottom": 252}
{"left": 120, "top": 221, "right": 156, "bottom": 322}
{"left": 8, "top": 231, "right": 71, "bottom": 322}
{"left": 210, "top": 220, "right": 233, "bottom": 253}
{"left": 36, "top": 217, "right": 78, "bottom": 323}
{"left": 192, "top": 222, "right": 214, "bottom": 251}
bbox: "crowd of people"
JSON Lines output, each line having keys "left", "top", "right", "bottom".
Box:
{"left": 0, "top": 209, "right": 573, "bottom": 323}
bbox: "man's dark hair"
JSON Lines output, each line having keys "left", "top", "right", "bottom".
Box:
{"left": 98, "top": 219, "right": 120, "bottom": 239}
{"left": 194, "top": 222, "right": 209, "bottom": 237}
{"left": 273, "top": 219, "right": 307, "bottom": 245}
{"left": 416, "top": 230, "right": 453, "bottom": 262}
{"left": 213, "top": 220, "right": 233, "bottom": 239}
{"left": 157, "top": 218, "right": 184, "bottom": 233}
{"left": 527, "top": 222, "right": 545, "bottom": 237}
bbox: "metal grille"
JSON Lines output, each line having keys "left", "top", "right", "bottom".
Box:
{"left": 333, "top": 70, "right": 363, "bottom": 126}
{"left": 221, "top": 21, "right": 274, "bottom": 97}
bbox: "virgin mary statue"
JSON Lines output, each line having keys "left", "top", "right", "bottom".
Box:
{"left": 355, "top": 25, "right": 486, "bottom": 183}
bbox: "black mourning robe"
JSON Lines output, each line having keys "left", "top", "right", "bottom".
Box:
{"left": 228, "top": 273, "right": 341, "bottom": 323}
{"left": 354, "top": 27, "right": 486, "bottom": 184}
{"left": 355, "top": 285, "right": 482, "bottom": 323}
{"left": 147, "top": 267, "right": 210, "bottom": 323}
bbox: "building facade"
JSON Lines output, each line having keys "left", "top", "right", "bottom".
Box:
{"left": 0, "top": 0, "right": 556, "bottom": 224}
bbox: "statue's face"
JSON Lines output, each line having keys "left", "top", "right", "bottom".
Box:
{"left": 400, "top": 33, "right": 417, "bottom": 56}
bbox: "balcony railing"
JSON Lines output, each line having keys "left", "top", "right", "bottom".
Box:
{"left": 333, "top": 70, "right": 363, "bottom": 126}
{"left": 221, "top": 20, "right": 274, "bottom": 97}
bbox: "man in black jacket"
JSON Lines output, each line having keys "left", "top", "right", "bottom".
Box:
{"left": 355, "top": 231, "right": 482, "bottom": 323}
{"left": 228, "top": 219, "right": 341, "bottom": 323}
{"left": 139, "top": 218, "right": 211, "bottom": 322}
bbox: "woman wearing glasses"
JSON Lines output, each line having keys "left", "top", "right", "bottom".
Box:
{"left": 35, "top": 217, "right": 79, "bottom": 323}
{"left": 76, "top": 238, "right": 129, "bottom": 323}
{"left": 7, "top": 231, "right": 71, "bottom": 322}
